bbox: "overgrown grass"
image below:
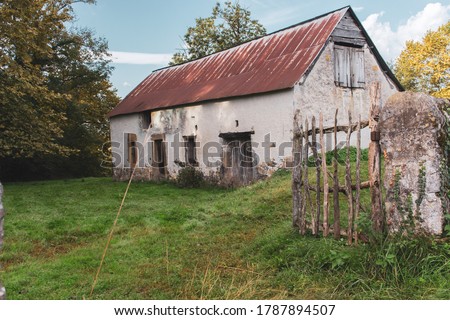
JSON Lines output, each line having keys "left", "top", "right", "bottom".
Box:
{"left": 1, "top": 170, "right": 448, "bottom": 299}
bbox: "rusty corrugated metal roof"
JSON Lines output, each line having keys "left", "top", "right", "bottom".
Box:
{"left": 108, "top": 7, "right": 348, "bottom": 118}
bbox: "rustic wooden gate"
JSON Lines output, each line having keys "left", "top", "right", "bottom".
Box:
{"left": 292, "top": 83, "right": 383, "bottom": 244}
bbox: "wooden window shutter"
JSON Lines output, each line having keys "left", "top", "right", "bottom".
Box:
{"left": 334, "top": 46, "right": 349, "bottom": 87}
{"left": 351, "top": 49, "right": 365, "bottom": 88}
{"left": 127, "top": 133, "right": 137, "bottom": 167}
{"left": 185, "top": 136, "right": 197, "bottom": 166}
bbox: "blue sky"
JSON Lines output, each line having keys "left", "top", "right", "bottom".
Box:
{"left": 72, "top": 1, "right": 450, "bottom": 98}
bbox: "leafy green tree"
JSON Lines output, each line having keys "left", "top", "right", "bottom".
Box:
{"left": 0, "top": 0, "right": 119, "bottom": 180}
{"left": 170, "top": 1, "right": 266, "bottom": 65}
{"left": 395, "top": 21, "right": 450, "bottom": 98}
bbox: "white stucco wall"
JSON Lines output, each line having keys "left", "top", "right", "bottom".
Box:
{"left": 110, "top": 90, "right": 295, "bottom": 180}
{"left": 294, "top": 41, "right": 399, "bottom": 150}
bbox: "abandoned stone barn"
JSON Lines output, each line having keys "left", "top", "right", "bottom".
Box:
{"left": 108, "top": 6, "right": 402, "bottom": 185}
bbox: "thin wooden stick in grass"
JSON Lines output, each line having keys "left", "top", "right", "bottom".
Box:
{"left": 333, "top": 108, "right": 341, "bottom": 240}
{"left": 319, "top": 113, "right": 329, "bottom": 237}
{"left": 311, "top": 116, "right": 321, "bottom": 235}
{"left": 345, "top": 110, "right": 354, "bottom": 245}
{"left": 355, "top": 115, "right": 361, "bottom": 244}
{"left": 89, "top": 165, "right": 137, "bottom": 298}
{"left": 89, "top": 120, "right": 155, "bottom": 299}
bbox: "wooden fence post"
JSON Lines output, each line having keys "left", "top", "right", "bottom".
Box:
{"left": 319, "top": 113, "right": 329, "bottom": 237}
{"left": 333, "top": 108, "right": 341, "bottom": 239}
{"left": 345, "top": 111, "right": 354, "bottom": 244}
{"left": 311, "top": 116, "right": 321, "bottom": 235}
{"left": 292, "top": 110, "right": 304, "bottom": 232}
{"left": 355, "top": 116, "right": 361, "bottom": 244}
{"left": 303, "top": 119, "right": 313, "bottom": 233}
{"left": 369, "top": 82, "right": 383, "bottom": 232}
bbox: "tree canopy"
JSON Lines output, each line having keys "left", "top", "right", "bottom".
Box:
{"left": 395, "top": 21, "right": 450, "bottom": 98}
{"left": 0, "top": 0, "right": 119, "bottom": 180}
{"left": 170, "top": 1, "right": 266, "bottom": 65}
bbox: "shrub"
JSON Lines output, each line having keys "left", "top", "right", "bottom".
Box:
{"left": 176, "top": 166, "right": 204, "bottom": 188}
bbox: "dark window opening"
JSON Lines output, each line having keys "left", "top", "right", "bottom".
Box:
{"left": 184, "top": 136, "right": 198, "bottom": 166}
{"left": 334, "top": 45, "right": 365, "bottom": 88}
{"left": 142, "top": 111, "right": 152, "bottom": 129}
{"left": 153, "top": 139, "right": 166, "bottom": 175}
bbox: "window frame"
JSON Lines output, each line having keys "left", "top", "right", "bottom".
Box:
{"left": 141, "top": 111, "right": 152, "bottom": 130}
{"left": 184, "top": 135, "right": 198, "bottom": 167}
{"left": 334, "top": 44, "right": 365, "bottom": 89}
{"left": 127, "top": 133, "right": 138, "bottom": 168}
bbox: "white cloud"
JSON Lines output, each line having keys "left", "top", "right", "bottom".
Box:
{"left": 353, "top": 6, "right": 364, "bottom": 12}
{"left": 363, "top": 2, "right": 450, "bottom": 62}
{"left": 110, "top": 51, "right": 172, "bottom": 65}
{"left": 247, "top": 0, "right": 268, "bottom": 7}
{"left": 259, "top": 6, "right": 304, "bottom": 26}
{"left": 123, "top": 81, "right": 132, "bottom": 87}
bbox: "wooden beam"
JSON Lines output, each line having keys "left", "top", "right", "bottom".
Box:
{"left": 308, "top": 180, "right": 370, "bottom": 193}
{"left": 294, "top": 120, "right": 369, "bottom": 137}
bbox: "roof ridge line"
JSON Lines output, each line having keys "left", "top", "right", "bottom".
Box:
{"left": 152, "top": 6, "right": 350, "bottom": 73}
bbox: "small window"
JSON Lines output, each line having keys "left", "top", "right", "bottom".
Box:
{"left": 127, "top": 133, "right": 138, "bottom": 167}
{"left": 184, "top": 136, "right": 198, "bottom": 166}
{"left": 142, "top": 111, "right": 151, "bottom": 129}
{"left": 153, "top": 139, "right": 166, "bottom": 174}
{"left": 334, "top": 45, "right": 365, "bottom": 88}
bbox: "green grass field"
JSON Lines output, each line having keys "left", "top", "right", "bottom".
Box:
{"left": 1, "top": 168, "right": 449, "bottom": 299}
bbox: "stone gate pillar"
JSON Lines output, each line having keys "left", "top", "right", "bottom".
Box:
{"left": 0, "top": 182, "right": 5, "bottom": 299}
{"left": 380, "top": 92, "right": 449, "bottom": 235}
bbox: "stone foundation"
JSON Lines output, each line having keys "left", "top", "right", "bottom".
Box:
{"left": 113, "top": 167, "right": 157, "bottom": 182}
{"left": 113, "top": 159, "right": 288, "bottom": 185}
{"left": 380, "top": 92, "right": 449, "bottom": 235}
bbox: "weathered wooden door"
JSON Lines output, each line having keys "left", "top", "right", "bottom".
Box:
{"left": 220, "top": 132, "right": 255, "bottom": 185}
{"left": 152, "top": 139, "right": 166, "bottom": 177}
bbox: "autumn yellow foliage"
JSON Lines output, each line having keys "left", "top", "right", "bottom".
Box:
{"left": 395, "top": 21, "right": 450, "bottom": 98}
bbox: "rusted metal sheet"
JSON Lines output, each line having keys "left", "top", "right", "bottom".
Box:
{"left": 108, "top": 8, "right": 347, "bottom": 118}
